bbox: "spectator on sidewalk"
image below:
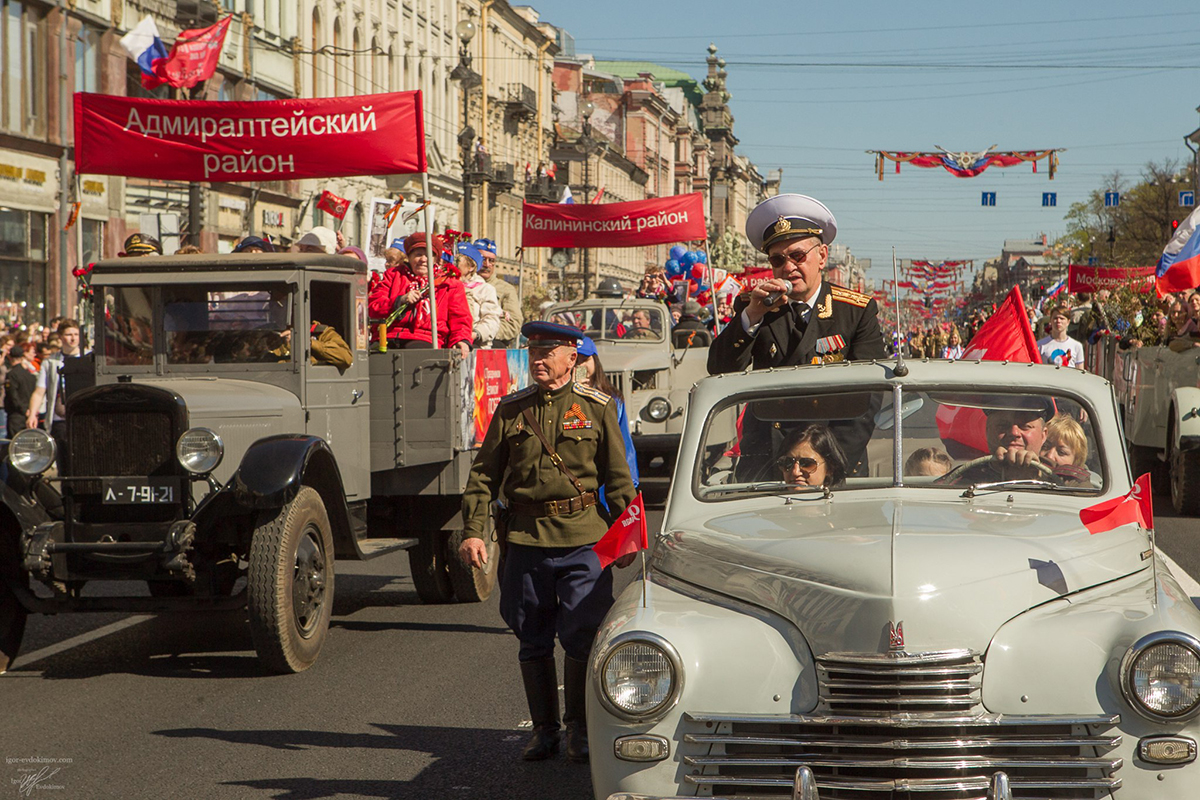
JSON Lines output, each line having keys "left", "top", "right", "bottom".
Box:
{"left": 4, "top": 344, "right": 36, "bottom": 437}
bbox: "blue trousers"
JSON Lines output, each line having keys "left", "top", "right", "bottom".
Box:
{"left": 499, "top": 542, "right": 613, "bottom": 662}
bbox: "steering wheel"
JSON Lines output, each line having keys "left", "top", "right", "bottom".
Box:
{"left": 931, "top": 454, "right": 1054, "bottom": 486}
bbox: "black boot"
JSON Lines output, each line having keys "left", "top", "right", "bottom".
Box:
{"left": 563, "top": 655, "right": 590, "bottom": 764}
{"left": 519, "top": 657, "right": 560, "bottom": 761}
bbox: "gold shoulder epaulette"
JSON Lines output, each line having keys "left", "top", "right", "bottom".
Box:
{"left": 573, "top": 382, "right": 611, "bottom": 405}
{"left": 499, "top": 385, "right": 537, "bottom": 405}
{"left": 830, "top": 285, "right": 871, "bottom": 308}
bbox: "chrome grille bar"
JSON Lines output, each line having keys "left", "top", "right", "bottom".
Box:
{"left": 683, "top": 774, "right": 1123, "bottom": 792}
{"left": 684, "top": 755, "right": 1123, "bottom": 770}
{"left": 684, "top": 733, "right": 1123, "bottom": 750}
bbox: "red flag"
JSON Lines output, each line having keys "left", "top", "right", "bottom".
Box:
{"left": 1080, "top": 474, "right": 1153, "bottom": 535}
{"left": 593, "top": 493, "right": 647, "bottom": 569}
{"left": 154, "top": 16, "right": 232, "bottom": 89}
{"left": 936, "top": 286, "right": 1041, "bottom": 454}
{"left": 316, "top": 190, "right": 350, "bottom": 220}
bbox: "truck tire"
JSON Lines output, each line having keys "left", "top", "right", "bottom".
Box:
{"left": 247, "top": 486, "right": 334, "bottom": 674}
{"left": 1129, "top": 443, "right": 1169, "bottom": 495}
{"left": 447, "top": 528, "right": 499, "bottom": 603}
{"left": 0, "top": 582, "right": 26, "bottom": 674}
{"left": 1170, "top": 438, "right": 1200, "bottom": 517}
{"left": 408, "top": 531, "right": 454, "bottom": 604}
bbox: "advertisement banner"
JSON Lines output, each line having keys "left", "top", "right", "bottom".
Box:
{"left": 74, "top": 91, "right": 426, "bottom": 182}
{"left": 1067, "top": 264, "right": 1155, "bottom": 294}
{"left": 464, "top": 350, "right": 531, "bottom": 448}
{"left": 521, "top": 193, "right": 706, "bottom": 248}
{"left": 735, "top": 268, "right": 774, "bottom": 294}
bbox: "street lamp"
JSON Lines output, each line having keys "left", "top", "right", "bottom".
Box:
{"left": 451, "top": 19, "right": 480, "bottom": 232}
{"left": 579, "top": 100, "right": 597, "bottom": 298}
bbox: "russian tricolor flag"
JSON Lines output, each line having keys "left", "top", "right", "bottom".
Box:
{"left": 119, "top": 17, "right": 170, "bottom": 90}
{"left": 1157, "top": 205, "right": 1200, "bottom": 294}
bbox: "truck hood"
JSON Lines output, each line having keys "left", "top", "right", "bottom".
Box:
{"left": 594, "top": 343, "right": 669, "bottom": 373}
{"left": 138, "top": 377, "right": 300, "bottom": 419}
{"left": 655, "top": 494, "right": 1150, "bottom": 656}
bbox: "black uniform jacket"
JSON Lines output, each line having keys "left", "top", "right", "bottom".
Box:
{"left": 707, "top": 281, "right": 886, "bottom": 374}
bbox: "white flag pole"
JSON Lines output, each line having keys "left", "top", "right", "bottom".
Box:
{"left": 422, "top": 171, "right": 437, "bottom": 350}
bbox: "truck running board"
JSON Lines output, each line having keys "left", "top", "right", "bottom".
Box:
{"left": 353, "top": 537, "right": 418, "bottom": 560}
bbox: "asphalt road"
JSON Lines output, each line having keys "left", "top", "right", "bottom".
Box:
{"left": 3, "top": 496, "right": 1198, "bottom": 800}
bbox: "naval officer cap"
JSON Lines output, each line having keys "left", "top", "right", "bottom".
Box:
{"left": 746, "top": 193, "right": 837, "bottom": 253}
{"left": 522, "top": 320, "right": 583, "bottom": 349}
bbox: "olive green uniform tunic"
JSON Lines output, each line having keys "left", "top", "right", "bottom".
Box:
{"left": 463, "top": 380, "right": 635, "bottom": 548}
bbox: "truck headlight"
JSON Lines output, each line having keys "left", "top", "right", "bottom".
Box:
{"left": 8, "top": 428, "right": 56, "bottom": 475}
{"left": 644, "top": 397, "right": 670, "bottom": 422}
{"left": 1121, "top": 632, "right": 1200, "bottom": 721}
{"left": 177, "top": 428, "right": 224, "bottom": 475}
{"left": 597, "top": 633, "right": 682, "bottom": 720}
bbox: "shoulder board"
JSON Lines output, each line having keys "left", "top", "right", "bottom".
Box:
{"left": 830, "top": 285, "right": 872, "bottom": 308}
{"left": 498, "top": 385, "right": 538, "bottom": 405}
{"left": 573, "top": 382, "right": 612, "bottom": 405}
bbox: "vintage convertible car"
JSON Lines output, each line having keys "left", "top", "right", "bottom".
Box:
{"left": 589, "top": 358, "right": 1200, "bottom": 800}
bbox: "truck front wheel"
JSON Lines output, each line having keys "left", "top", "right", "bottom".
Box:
{"left": 1170, "top": 438, "right": 1200, "bottom": 516}
{"left": 408, "top": 531, "right": 454, "bottom": 604}
{"left": 247, "top": 487, "right": 334, "bottom": 673}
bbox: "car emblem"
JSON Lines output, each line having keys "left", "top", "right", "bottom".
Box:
{"left": 887, "top": 621, "right": 904, "bottom": 650}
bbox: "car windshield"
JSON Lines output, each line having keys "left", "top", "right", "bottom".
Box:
{"left": 695, "top": 388, "right": 1105, "bottom": 499}
{"left": 548, "top": 305, "right": 665, "bottom": 343}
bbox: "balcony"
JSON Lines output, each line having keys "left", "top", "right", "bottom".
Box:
{"left": 490, "top": 163, "right": 516, "bottom": 195}
{"left": 464, "top": 150, "right": 493, "bottom": 186}
{"left": 524, "top": 176, "right": 568, "bottom": 204}
{"left": 503, "top": 83, "right": 537, "bottom": 121}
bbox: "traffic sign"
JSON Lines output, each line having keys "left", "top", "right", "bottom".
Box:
{"left": 1104, "top": 191, "right": 1120, "bottom": 207}
{"left": 1042, "top": 192, "right": 1057, "bottom": 207}
{"left": 1181, "top": 190, "right": 1196, "bottom": 208}
{"left": 981, "top": 192, "right": 996, "bottom": 207}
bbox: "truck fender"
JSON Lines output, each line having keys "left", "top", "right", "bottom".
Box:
{"left": 1170, "top": 388, "right": 1200, "bottom": 452}
{"left": 230, "top": 435, "right": 355, "bottom": 558}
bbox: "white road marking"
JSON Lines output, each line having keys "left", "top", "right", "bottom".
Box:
{"left": 13, "top": 615, "right": 152, "bottom": 671}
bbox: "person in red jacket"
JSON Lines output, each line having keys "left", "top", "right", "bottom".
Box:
{"left": 368, "top": 232, "right": 472, "bottom": 356}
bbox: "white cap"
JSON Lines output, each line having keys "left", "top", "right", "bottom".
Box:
{"left": 296, "top": 226, "right": 338, "bottom": 254}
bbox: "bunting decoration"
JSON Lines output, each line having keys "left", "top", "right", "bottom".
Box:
{"left": 868, "top": 147, "right": 1064, "bottom": 180}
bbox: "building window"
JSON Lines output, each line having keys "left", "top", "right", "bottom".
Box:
{"left": 2, "top": 0, "right": 43, "bottom": 135}
{"left": 75, "top": 25, "right": 101, "bottom": 93}
{"left": 333, "top": 18, "right": 343, "bottom": 96}
{"left": 352, "top": 27, "right": 362, "bottom": 94}
{"left": 256, "top": 86, "right": 282, "bottom": 102}
{"left": 0, "top": 208, "right": 48, "bottom": 326}
{"left": 126, "top": 61, "right": 170, "bottom": 100}
{"left": 81, "top": 218, "right": 104, "bottom": 262}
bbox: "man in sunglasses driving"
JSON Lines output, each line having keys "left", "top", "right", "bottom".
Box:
{"left": 707, "top": 193, "right": 885, "bottom": 374}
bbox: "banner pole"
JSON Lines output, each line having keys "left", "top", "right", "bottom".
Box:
{"left": 640, "top": 549, "right": 647, "bottom": 609}
{"left": 422, "top": 171, "right": 438, "bottom": 350}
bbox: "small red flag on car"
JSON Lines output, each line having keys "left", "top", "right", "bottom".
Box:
{"left": 593, "top": 492, "right": 647, "bottom": 569}
{"left": 316, "top": 190, "right": 350, "bottom": 220}
{"left": 1079, "top": 473, "right": 1153, "bottom": 535}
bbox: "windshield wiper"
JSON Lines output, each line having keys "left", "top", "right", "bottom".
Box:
{"left": 703, "top": 482, "right": 826, "bottom": 498}
{"left": 962, "top": 479, "right": 1062, "bottom": 498}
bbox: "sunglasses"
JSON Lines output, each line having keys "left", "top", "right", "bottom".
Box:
{"left": 776, "top": 456, "right": 824, "bottom": 473}
{"left": 767, "top": 241, "right": 823, "bottom": 270}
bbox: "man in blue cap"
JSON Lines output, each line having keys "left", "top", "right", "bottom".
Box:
{"left": 474, "top": 238, "right": 523, "bottom": 347}
{"left": 460, "top": 320, "right": 635, "bottom": 764}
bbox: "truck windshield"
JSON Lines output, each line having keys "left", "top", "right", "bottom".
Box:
{"left": 696, "top": 388, "right": 1105, "bottom": 499}
{"left": 548, "top": 305, "right": 665, "bottom": 342}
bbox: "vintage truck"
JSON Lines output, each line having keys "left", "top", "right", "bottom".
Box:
{"left": 543, "top": 297, "right": 710, "bottom": 483}
{"left": 1089, "top": 335, "right": 1200, "bottom": 516}
{"left": 0, "top": 253, "right": 505, "bottom": 675}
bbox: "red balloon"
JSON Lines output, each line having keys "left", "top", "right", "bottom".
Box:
{"left": 691, "top": 264, "right": 706, "bottom": 280}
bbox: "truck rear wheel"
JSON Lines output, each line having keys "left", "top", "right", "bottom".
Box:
{"left": 448, "top": 528, "right": 499, "bottom": 603}
{"left": 408, "top": 531, "right": 454, "bottom": 604}
{"left": 0, "top": 582, "right": 27, "bottom": 674}
{"left": 1170, "top": 438, "right": 1200, "bottom": 516}
{"left": 247, "top": 487, "right": 334, "bottom": 674}
{"left": 1129, "top": 443, "right": 1169, "bottom": 496}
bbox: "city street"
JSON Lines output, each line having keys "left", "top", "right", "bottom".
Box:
{"left": 2, "top": 497, "right": 1198, "bottom": 799}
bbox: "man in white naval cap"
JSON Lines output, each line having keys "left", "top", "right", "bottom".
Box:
{"left": 708, "top": 193, "right": 884, "bottom": 374}
{"left": 708, "top": 194, "right": 885, "bottom": 477}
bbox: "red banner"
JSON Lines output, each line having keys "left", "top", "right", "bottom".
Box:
{"left": 151, "top": 16, "right": 232, "bottom": 89}
{"left": 1067, "top": 264, "right": 1155, "bottom": 294}
{"left": 316, "top": 190, "right": 350, "bottom": 220}
{"left": 522, "top": 193, "right": 706, "bottom": 248}
{"left": 74, "top": 91, "right": 426, "bottom": 182}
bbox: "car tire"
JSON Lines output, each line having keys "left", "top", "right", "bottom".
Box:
{"left": 1129, "top": 443, "right": 1169, "bottom": 495}
{"left": 247, "top": 486, "right": 334, "bottom": 674}
{"left": 408, "top": 531, "right": 454, "bottom": 604}
{"left": 447, "top": 527, "right": 499, "bottom": 603}
{"left": 1170, "top": 437, "right": 1200, "bottom": 517}
{"left": 0, "top": 581, "right": 27, "bottom": 674}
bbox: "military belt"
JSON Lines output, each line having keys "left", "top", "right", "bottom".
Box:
{"left": 509, "top": 492, "right": 598, "bottom": 518}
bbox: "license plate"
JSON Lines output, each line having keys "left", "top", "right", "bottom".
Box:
{"left": 101, "top": 479, "right": 178, "bottom": 504}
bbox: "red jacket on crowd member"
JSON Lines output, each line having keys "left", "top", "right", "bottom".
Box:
{"left": 368, "top": 267, "right": 473, "bottom": 348}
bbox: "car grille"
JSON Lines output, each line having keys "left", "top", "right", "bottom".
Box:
{"left": 681, "top": 651, "right": 1122, "bottom": 799}
{"left": 70, "top": 410, "right": 176, "bottom": 479}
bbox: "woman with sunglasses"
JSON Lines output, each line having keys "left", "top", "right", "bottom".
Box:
{"left": 776, "top": 423, "right": 847, "bottom": 489}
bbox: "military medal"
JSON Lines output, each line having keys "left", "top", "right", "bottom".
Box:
{"left": 815, "top": 335, "right": 845, "bottom": 355}
{"left": 563, "top": 403, "right": 592, "bottom": 430}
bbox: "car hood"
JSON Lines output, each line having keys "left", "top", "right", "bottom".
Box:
{"left": 655, "top": 494, "right": 1150, "bottom": 656}
{"left": 595, "top": 342, "right": 668, "bottom": 373}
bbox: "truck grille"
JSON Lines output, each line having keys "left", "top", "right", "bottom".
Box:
{"left": 70, "top": 410, "right": 177, "bottom": 478}
{"left": 682, "top": 651, "right": 1122, "bottom": 799}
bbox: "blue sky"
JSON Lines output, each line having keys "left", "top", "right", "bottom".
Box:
{"left": 530, "top": 0, "right": 1200, "bottom": 284}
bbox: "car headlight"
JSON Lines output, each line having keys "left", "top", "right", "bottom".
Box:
{"left": 176, "top": 428, "right": 224, "bottom": 475}
{"left": 8, "top": 428, "right": 56, "bottom": 475}
{"left": 598, "top": 633, "right": 682, "bottom": 720}
{"left": 1121, "top": 632, "right": 1200, "bottom": 721}
{"left": 644, "top": 397, "right": 670, "bottom": 422}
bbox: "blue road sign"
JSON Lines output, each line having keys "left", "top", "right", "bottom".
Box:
{"left": 1181, "top": 190, "right": 1196, "bottom": 208}
{"left": 1087, "top": 257, "right": 1098, "bottom": 266}
{"left": 981, "top": 192, "right": 996, "bottom": 207}
{"left": 1104, "top": 191, "right": 1120, "bottom": 207}
{"left": 1042, "top": 192, "right": 1057, "bottom": 207}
